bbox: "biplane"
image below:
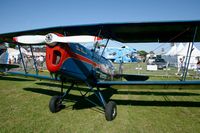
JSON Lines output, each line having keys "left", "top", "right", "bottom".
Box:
{"left": 1, "top": 20, "right": 200, "bottom": 121}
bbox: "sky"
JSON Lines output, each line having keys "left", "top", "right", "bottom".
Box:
{"left": 1, "top": 0, "right": 200, "bottom": 53}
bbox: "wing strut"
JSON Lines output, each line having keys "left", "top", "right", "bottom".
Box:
{"left": 30, "top": 45, "right": 38, "bottom": 75}
{"left": 100, "top": 39, "right": 110, "bottom": 57}
{"left": 18, "top": 44, "right": 27, "bottom": 74}
{"left": 92, "top": 29, "right": 102, "bottom": 58}
{"left": 181, "top": 26, "right": 198, "bottom": 81}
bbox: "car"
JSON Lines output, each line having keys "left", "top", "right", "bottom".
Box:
{"left": 153, "top": 58, "right": 167, "bottom": 69}
{"left": 147, "top": 57, "right": 156, "bottom": 65}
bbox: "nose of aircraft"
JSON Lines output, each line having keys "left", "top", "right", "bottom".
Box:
{"left": 46, "top": 44, "right": 69, "bottom": 73}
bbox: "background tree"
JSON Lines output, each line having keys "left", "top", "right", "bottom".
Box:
{"left": 137, "top": 50, "right": 148, "bottom": 57}
{"left": 137, "top": 50, "right": 148, "bottom": 62}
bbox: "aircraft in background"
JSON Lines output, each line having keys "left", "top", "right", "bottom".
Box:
{"left": 0, "top": 20, "right": 200, "bottom": 121}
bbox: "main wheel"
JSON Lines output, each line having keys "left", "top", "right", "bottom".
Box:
{"left": 49, "top": 96, "right": 62, "bottom": 113}
{"left": 105, "top": 101, "right": 117, "bottom": 121}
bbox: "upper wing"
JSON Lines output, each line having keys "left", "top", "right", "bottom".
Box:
{"left": 1, "top": 20, "right": 200, "bottom": 43}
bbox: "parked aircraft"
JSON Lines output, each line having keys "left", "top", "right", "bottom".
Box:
{"left": 0, "top": 20, "right": 200, "bottom": 121}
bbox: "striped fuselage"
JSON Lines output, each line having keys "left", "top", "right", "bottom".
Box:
{"left": 45, "top": 43, "right": 114, "bottom": 85}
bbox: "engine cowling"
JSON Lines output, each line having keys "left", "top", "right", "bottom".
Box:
{"left": 46, "top": 44, "right": 69, "bottom": 73}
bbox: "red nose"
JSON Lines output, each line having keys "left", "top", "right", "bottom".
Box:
{"left": 46, "top": 44, "right": 69, "bottom": 73}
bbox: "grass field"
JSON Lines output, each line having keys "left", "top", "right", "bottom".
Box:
{"left": 114, "top": 62, "right": 199, "bottom": 78}
{"left": 0, "top": 74, "right": 200, "bottom": 133}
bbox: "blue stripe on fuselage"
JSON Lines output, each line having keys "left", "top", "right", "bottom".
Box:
{"left": 60, "top": 58, "right": 93, "bottom": 81}
{"left": 59, "top": 43, "right": 113, "bottom": 83}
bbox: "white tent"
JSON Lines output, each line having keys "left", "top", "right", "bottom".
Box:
{"left": 163, "top": 43, "right": 184, "bottom": 67}
{"left": 165, "top": 44, "right": 177, "bottom": 56}
{"left": 176, "top": 43, "right": 200, "bottom": 69}
{"left": 177, "top": 43, "right": 200, "bottom": 57}
{"left": 0, "top": 48, "right": 27, "bottom": 64}
{"left": 165, "top": 43, "right": 185, "bottom": 56}
{"left": 164, "top": 43, "right": 200, "bottom": 69}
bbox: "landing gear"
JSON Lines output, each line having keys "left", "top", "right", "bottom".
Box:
{"left": 49, "top": 96, "right": 62, "bottom": 113}
{"left": 81, "top": 85, "right": 117, "bottom": 121}
{"left": 48, "top": 81, "right": 117, "bottom": 121}
{"left": 49, "top": 82, "right": 74, "bottom": 113}
{"left": 105, "top": 101, "right": 117, "bottom": 121}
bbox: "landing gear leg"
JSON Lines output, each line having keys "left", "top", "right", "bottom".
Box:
{"left": 95, "top": 87, "right": 117, "bottom": 121}
{"left": 49, "top": 82, "right": 75, "bottom": 113}
{"left": 82, "top": 85, "right": 117, "bottom": 121}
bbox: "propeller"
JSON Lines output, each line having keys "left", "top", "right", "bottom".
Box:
{"left": 13, "top": 33, "right": 102, "bottom": 46}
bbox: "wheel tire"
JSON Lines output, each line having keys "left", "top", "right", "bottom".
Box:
{"left": 49, "top": 96, "right": 62, "bottom": 113}
{"left": 105, "top": 101, "right": 117, "bottom": 121}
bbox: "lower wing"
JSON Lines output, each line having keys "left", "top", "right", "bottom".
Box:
{"left": 0, "top": 64, "right": 19, "bottom": 71}
{"left": 97, "top": 80, "right": 200, "bottom": 88}
{"left": 7, "top": 71, "right": 58, "bottom": 81}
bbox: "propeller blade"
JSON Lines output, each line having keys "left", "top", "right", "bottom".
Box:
{"left": 62, "top": 35, "right": 102, "bottom": 43}
{"left": 46, "top": 33, "right": 102, "bottom": 43}
{"left": 13, "top": 33, "right": 102, "bottom": 45}
{"left": 13, "top": 35, "right": 46, "bottom": 44}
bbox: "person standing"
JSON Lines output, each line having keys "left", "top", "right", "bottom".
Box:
{"left": 196, "top": 60, "right": 200, "bottom": 76}
{"left": 177, "top": 58, "right": 183, "bottom": 75}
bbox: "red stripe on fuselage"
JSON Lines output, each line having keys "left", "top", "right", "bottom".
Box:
{"left": 65, "top": 51, "right": 99, "bottom": 68}
{"left": 66, "top": 52, "right": 111, "bottom": 75}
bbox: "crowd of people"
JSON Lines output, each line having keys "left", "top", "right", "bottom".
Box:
{"left": 8, "top": 54, "right": 46, "bottom": 70}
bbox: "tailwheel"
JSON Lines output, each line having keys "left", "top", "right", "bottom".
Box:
{"left": 49, "top": 96, "right": 62, "bottom": 113}
{"left": 105, "top": 101, "right": 117, "bottom": 121}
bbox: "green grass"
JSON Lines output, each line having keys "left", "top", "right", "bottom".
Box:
{"left": 114, "top": 62, "right": 199, "bottom": 79}
{"left": 0, "top": 75, "right": 200, "bottom": 133}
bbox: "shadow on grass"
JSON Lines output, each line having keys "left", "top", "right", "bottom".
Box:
{"left": 36, "top": 82, "right": 200, "bottom": 96}
{"left": 36, "top": 82, "right": 66, "bottom": 88}
{"left": 23, "top": 87, "right": 61, "bottom": 96}
{"left": 23, "top": 87, "right": 115, "bottom": 111}
{"left": 0, "top": 76, "right": 36, "bottom": 81}
{"left": 23, "top": 87, "right": 200, "bottom": 108}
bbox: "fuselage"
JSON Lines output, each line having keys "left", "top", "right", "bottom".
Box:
{"left": 45, "top": 43, "right": 114, "bottom": 85}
